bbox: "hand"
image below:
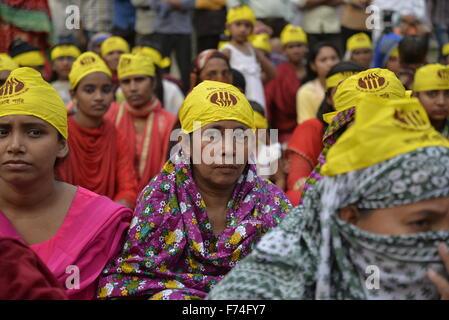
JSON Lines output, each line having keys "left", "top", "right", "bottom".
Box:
{"left": 428, "top": 242, "right": 449, "bottom": 300}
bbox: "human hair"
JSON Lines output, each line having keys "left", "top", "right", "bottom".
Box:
{"left": 54, "top": 132, "right": 68, "bottom": 169}
{"left": 398, "top": 35, "right": 429, "bottom": 65}
{"left": 303, "top": 42, "right": 341, "bottom": 84}
{"left": 231, "top": 68, "right": 246, "bottom": 93}
{"left": 190, "top": 50, "right": 231, "bottom": 89}
{"left": 316, "top": 61, "right": 364, "bottom": 125}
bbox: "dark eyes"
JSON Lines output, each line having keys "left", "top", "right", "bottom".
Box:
{"left": 83, "top": 85, "right": 112, "bottom": 94}
{"left": 0, "top": 129, "right": 44, "bottom": 138}
{"left": 409, "top": 219, "right": 431, "bottom": 231}
{"left": 28, "top": 129, "right": 43, "bottom": 137}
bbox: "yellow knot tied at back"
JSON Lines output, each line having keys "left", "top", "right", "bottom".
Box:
{"left": 131, "top": 46, "right": 171, "bottom": 69}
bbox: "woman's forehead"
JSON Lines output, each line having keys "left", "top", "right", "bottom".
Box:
{"left": 78, "top": 72, "right": 111, "bottom": 86}
{"left": 0, "top": 114, "right": 51, "bottom": 126}
{"left": 201, "top": 120, "right": 249, "bottom": 130}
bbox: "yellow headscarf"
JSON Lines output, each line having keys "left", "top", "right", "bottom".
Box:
{"left": 321, "top": 95, "right": 449, "bottom": 176}
{"left": 346, "top": 32, "right": 372, "bottom": 51}
{"left": 51, "top": 45, "right": 81, "bottom": 61}
{"left": 251, "top": 33, "right": 272, "bottom": 53}
{"left": 179, "top": 80, "right": 255, "bottom": 134}
{"left": 69, "top": 52, "right": 112, "bottom": 89}
{"left": 101, "top": 36, "right": 130, "bottom": 57}
{"left": 131, "top": 46, "right": 171, "bottom": 69}
{"left": 323, "top": 68, "right": 406, "bottom": 124}
{"left": 12, "top": 51, "right": 45, "bottom": 67}
{"left": 413, "top": 64, "right": 449, "bottom": 92}
{"left": 280, "top": 24, "right": 307, "bottom": 46}
{"left": 0, "top": 54, "right": 19, "bottom": 72}
{"left": 117, "top": 53, "right": 155, "bottom": 79}
{"left": 390, "top": 47, "right": 399, "bottom": 58}
{"left": 226, "top": 5, "right": 256, "bottom": 26}
{"left": 0, "top": 67, "right": 68, "bottom": 139}
{"left": 443, "top": 43, "right": 449, "bottom": 57}
{"left": 253, "top": 111, "right": 269, "bottom": 129}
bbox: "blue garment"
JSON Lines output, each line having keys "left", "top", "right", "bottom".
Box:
{"left": 151, "top": 0, "right": 195, "bottom": 34}
{"left": 372, "top": 33, "right": 402, "bottom": 68}
{"left": 113, "top": 0, "right": 136, "bottom": 30}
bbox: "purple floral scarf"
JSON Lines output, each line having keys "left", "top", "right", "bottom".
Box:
{"left": 98, "top": 151, "right": 291, "bottom": 300}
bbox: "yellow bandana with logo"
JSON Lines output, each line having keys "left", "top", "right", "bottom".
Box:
{"left": 51, "top": 45, "right": 81, "bottom": 61}
{"left": 251, "top": 33, "right": 272, "bottom": 53}
{"left": 346, "top": 32, "right": 372, "bottom": 51}
{"left": 12, "top": 51, "right": 45, "bottom": 67}
{"left": 101, "top": 36, "right": 130, "bottom": 57}
{"left": 131, "top": 46, "right": 171, "bottom": 69}
{"left": 323, "top": 68, "right": 406, "bottom": 123}
{"left": 413, "top": 64, "right": 449, "bottom": 92}
{"left": 0, "top": 54, "right": 19, "bottom": 72}
{"left": 321, "top": 95, "right": 449, "bottom": 176}
{"left": 0, "top": 67, "right": 68, "bottom": 138}
{"left": 280, "top": 24, "right": 307, "bottom": 46}
{"left": 226, "top": 5, "right": 256, "bottom": 25}
{"left": 179, "top": 80, "right": 255, "bottom": 134}
{"left": 117, "top": 53, "right": 155, "bottom": 79}
{"left": 69, "top": 52, "right": 112, "bottom": 89}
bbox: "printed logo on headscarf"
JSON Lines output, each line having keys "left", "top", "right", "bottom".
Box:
{"left": 0, "top": 77, "right": 26, "bottom": 97}
{"left": 80, "top": 55, "right": 96, "bottom": 66}
{"left": 357, "top": 72, "right": 388, "bottom": 92}
{"left": 209, "top": 90, "right": 238, "bottom": 107}
{"left": 438, "top": 69, "right": 449, "bottom": 81}
{"left": 393, "top": 108, "right": 430, "bottom": 131}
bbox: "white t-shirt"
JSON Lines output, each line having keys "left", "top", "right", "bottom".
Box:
{"left": 221, "top": 43, "right": 266, "bottom": 110}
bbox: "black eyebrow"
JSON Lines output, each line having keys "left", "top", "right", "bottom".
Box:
{"left": 0, "top": 122, "right": 48, "bottom": 129}
{"left": 409, "top": 209, "right": 447, "bottom": 217}
{"left": 206, "top": 125, "right": 248, "bottom": 131}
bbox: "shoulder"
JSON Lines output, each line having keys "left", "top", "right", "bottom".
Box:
{"left": 297, "top": 118, "right": 324, "bottom": 133}
{"left": 256, "top": 177, "right": 292, "bottom": 209}
{"left": 73, "top": 186, "right": 132, "bottom": 219}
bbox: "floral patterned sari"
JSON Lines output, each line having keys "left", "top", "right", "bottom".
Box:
{"left": 98, "top": 151, "right": 291, "bottom": 299}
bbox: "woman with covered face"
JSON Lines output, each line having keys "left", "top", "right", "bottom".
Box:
{"left": 98, "top": 81, "right": 291, "bottom": 300}
{"left": 207, "top": 95, "right": 449, "bottom": 300}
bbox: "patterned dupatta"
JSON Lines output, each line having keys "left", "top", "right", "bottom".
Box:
{"left": 206, "top": 147, "right": 449, "bottom": 300}
{"left": 98, "top": 151, "right": 291, "bottom": 300}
